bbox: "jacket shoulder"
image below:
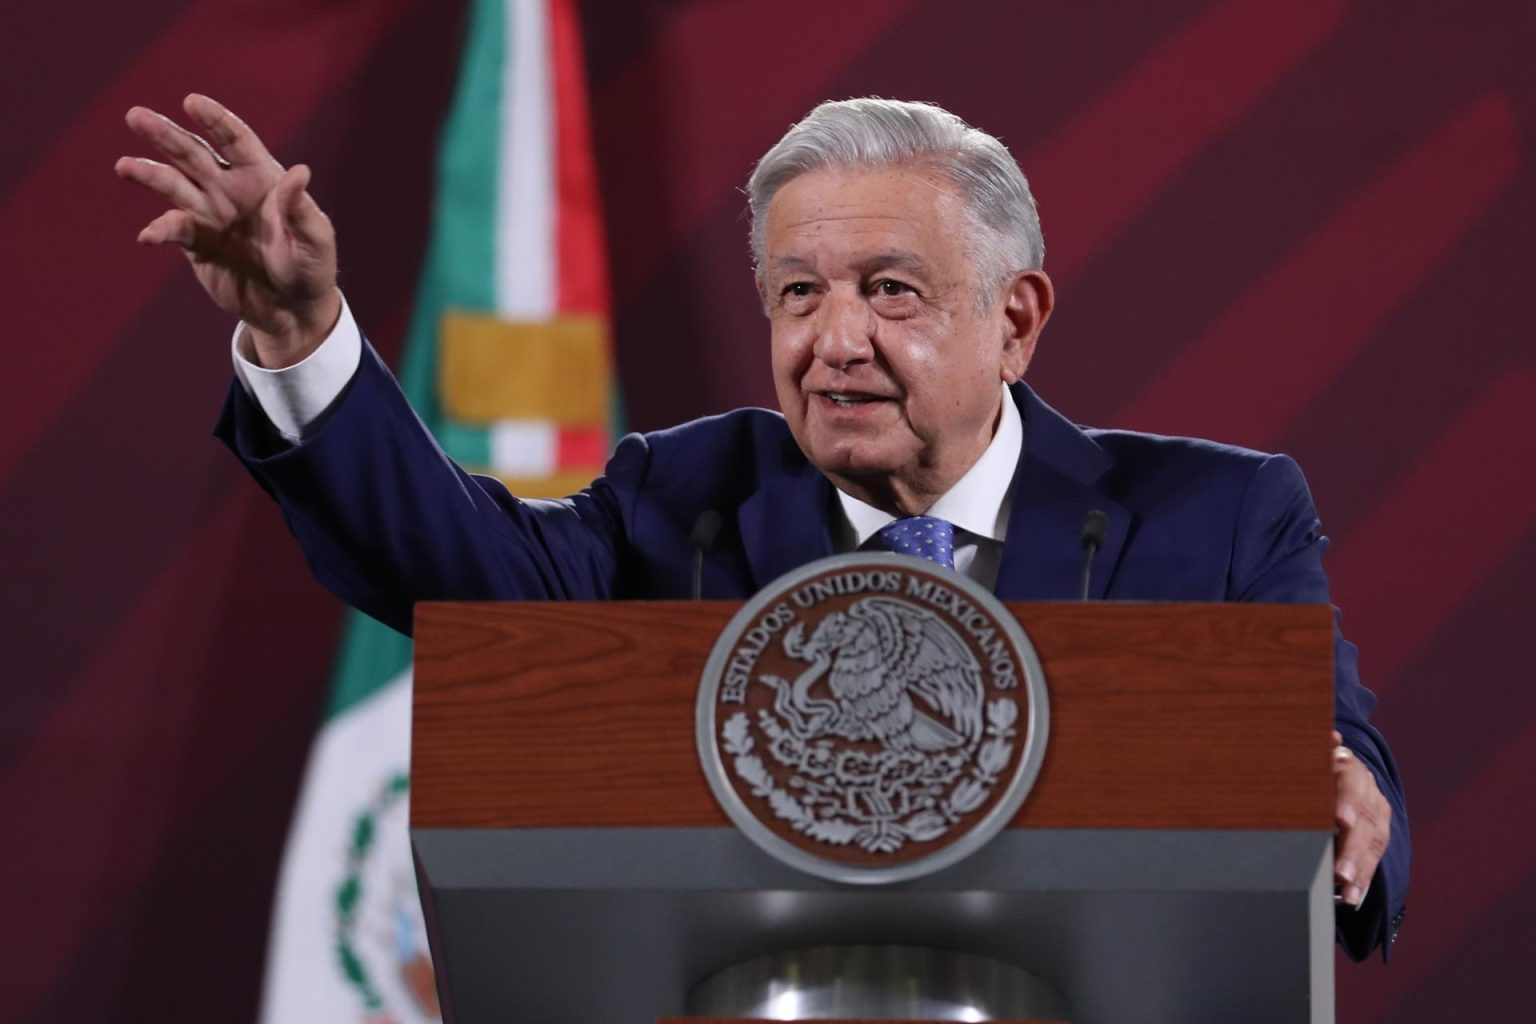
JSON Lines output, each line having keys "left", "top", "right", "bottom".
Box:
{"left": 623, "top": 406, "right": 800, "bottom": 505}
{"left": 1083, "top": 426, "right": 1295, "bottom": 505}
{"left": 1084, "top": 425, "right": 1278, "bottom": 469}
{"left": 642, "top": 405, "right": 792, "bottom": 451}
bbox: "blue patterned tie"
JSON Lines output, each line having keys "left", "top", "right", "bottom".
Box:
{"left": 871, "top": 516, "right": 956, "bottom": 569}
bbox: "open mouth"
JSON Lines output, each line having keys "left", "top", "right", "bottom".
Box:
{"left": 818, "top": 391, "right": 890, "bottom": 409}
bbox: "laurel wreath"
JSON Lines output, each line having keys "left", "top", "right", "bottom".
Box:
{"left": 334, "top": 770, "right": 411, "bottom": 1014}
{"left": 946, "top": 697, "right": 1018, "bottom": 821}
{"left": 723, "top": 698, "right": 1018, "bottom": 853}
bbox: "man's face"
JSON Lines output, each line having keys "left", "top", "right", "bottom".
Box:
{"left": 762, "top": 165, "right": 1044, "bottom": 512}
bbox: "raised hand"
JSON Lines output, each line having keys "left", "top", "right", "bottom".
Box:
{"left": 115, "top": 94, "right": 341, "bottom": 368}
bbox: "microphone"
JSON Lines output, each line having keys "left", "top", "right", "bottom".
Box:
{"left": 690, "top": 510, "right": 722, "bottom": 600}
{"left": 1078, "top": 509, "right": 1109, "bottom": 601}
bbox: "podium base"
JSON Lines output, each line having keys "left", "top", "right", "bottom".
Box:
{"left": 684, "top": 945, "right": 1071, "bottom": 1022}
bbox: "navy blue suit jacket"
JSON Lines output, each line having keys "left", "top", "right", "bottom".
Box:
{"left": 219, "top": 340, "right": 1408, "bottom": 961}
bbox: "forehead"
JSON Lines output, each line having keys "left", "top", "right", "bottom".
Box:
{"left": 762, "top": 165, "right": 971, "bottom": 275}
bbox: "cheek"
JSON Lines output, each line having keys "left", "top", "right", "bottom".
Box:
{"left": 893, "top": 328, "right": 994, "bottom": 425}
{"left": 770, "top": 323, "right": 811, "bottom": 377}
{"left": 887, "top": 331, "right": 953, "bottom": 397}
{"left": 769, "top": 326, "right": 810, "bottom": 409}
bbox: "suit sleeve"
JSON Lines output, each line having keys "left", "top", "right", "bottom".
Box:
{"left": 1229, "top": 454, "right": 1410, "bottom": 962}
{"left": 215, "top": 338, "right": 648, "bottom": 634}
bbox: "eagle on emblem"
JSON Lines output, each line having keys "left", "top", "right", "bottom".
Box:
{"left": 760, "top": 596, "right": 985, "bottom": 752}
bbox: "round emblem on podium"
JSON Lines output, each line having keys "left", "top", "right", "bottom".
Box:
{"left": 696, "top": 554, "right": 1049, "bottom": 884}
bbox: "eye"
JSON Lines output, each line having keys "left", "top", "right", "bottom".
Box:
{"left": 777, "top": 280, "right": 821, "bottom": 315}
{"left": 873, "top": 279, "right": 915, "bottom": 297}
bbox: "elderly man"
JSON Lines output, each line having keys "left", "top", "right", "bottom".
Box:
{"left": 117, "top": 94, "right": 1406, "bottom": 960}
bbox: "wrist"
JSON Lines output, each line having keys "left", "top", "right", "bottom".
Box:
{"left": 247, "top": 288, "right": 343, "bottom": 369}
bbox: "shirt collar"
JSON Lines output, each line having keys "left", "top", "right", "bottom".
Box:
{"left": 835, "top": 384, "right": 1022, "bottom": 546}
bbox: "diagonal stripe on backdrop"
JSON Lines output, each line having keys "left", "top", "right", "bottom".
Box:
{"left": 0, "top": 0, "right": 424, "bottom": 484}
{"left": 1112, "top": 92, "right": 1519, "bottom": 446}
{"left": 0, "top": 489, "right": 305, "bottom": 1021}
{"left": 1026, "top": 0, "right": 1347, "bottom": 284}
{"left": 592, "top": 0, "right": 924, "bottom": 307}
{"left": 1329, "top": 370, "right": 1536, "bottom": 693}
{"left": 1345, "top": 716, "right": 1536, "bottom": 1023}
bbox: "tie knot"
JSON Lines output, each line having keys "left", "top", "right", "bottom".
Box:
{"left": 871, "top": 516, "right": 956, "bottom": 569}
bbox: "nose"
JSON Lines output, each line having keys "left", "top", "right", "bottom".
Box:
{"left": 812, "top": 285, "right": 875, "bottom": 369}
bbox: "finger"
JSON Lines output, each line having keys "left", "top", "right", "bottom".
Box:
{"left": 115, "top": 156, "right": 208, "bottom": 215}
{"left": 1331, "top": 730, "right": 1343, "bottom": 746}
{"left": 183, "top": 93, "right": 275, "bottom": 168}
{"left": 124, "top": 106, "right": 228, "bottom": 184}
{"left": 1334, "top": 773, "right": 1390, "bottom": 907}
{"left": 272, "top": 164, "right": 333, "bottom": 246}
{"left": 1335, "top": 815, "right": 1389, "bottom": 906}
{"left": 273, "top": 162, "right": 311, "bottom": 213}
{"left": 1332, "top": 755, "right": 1382, "bottom": 830}
{"left": 136, "top": 208, "right": 198, "bottom": 248}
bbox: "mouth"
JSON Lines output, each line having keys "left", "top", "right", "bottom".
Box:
{"left": 814, "top": 390, "right": 893, "bottom": 410}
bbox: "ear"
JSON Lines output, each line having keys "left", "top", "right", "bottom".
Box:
{"left": 998, "top": 269, "right": 1054, "bottom": 384}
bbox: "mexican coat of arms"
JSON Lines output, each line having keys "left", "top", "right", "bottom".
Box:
{"left": 697, "top": 553, "right": 1049, "bottom": 883}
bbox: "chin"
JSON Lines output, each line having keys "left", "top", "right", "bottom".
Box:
{"left": 806, "top": 439, "right": 905, "bottom": 481}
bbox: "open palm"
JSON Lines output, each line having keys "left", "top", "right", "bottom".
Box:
{"left": 116, "top": 94, "right": 340, "bottom": 366}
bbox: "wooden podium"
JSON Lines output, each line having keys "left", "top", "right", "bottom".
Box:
{"left": 411, "top": 601, "right": 1337, "bottom": 1024}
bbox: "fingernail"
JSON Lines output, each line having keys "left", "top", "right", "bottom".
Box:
{"left": 1337, "top": 858, "right": 1357, "bottom": 884}
{"left": 1345, "top": 885, "right": 1363, "bottom": 908}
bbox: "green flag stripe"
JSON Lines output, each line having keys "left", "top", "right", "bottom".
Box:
{"left": 398, "top": 0, "right": 506, "bottom": 417}
{"left": 437, "top": 420, "right": 493, "bottom": 467}
{"left": 325, "top": 0, "right": 508, "bottom": 719}
{"left": 323, "top": 611, "right": 414, "bottom": 718}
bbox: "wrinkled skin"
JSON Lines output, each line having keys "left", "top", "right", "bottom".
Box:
{"left": 115, "top": 94, "right": 340, "bottom": 368}
{"left": 761, "top": 165, "right": 1053, "bottom": 516}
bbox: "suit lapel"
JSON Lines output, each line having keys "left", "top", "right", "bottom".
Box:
{"left": 736, "top": 387, "right": 1132, "bottom": 598}
{"left": 737, "top": 438, "right": 836, "bottom": 591}
{"left": 995, "top": 384, "right": 1131, "bottom": 600}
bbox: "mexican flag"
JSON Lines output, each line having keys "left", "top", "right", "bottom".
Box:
{"left": 258, "top": 1, "right": 613, "bottom": 1020}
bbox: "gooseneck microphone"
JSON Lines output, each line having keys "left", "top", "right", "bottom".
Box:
{"left": 690, "top": 510, "right": 722, "bottom": 600}
{"left": 1078, "top": 509, "right": 1109, "bottom": 601}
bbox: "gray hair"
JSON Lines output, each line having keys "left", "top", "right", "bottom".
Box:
{"left": 746, "top": 98, "right": 1045, "bottom": 298}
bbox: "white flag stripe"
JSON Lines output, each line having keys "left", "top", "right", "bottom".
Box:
{"left": 495, "top": 0, "right": 555, "bottom": 320}
{"left": 260, "top": 2, "right": 610, "bottom": 1019}
{"left": 489, "top": 419, "right": 558, "bottom": 475}
{"left": 260, "top": 673, "right": 421, "bottom": 1023}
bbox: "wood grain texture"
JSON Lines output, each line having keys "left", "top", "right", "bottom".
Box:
{"left": 412, "top": 602, "right": 1334, "bottom": 830}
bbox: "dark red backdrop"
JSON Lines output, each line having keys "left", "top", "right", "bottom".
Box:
{"left": 2, "top": 1, "right": 1532, "bottom": 1020}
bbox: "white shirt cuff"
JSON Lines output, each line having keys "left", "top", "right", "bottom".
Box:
{"left": 230, "top": 297, "right": 362, "bottom": 444}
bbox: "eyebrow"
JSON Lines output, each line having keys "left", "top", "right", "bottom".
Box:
{"left": 766, "top": 251, "right": 934, "bottom": 278}
{"left": 853, "top": 250, "right": 933, "bottom": 278}
{"left": 767, "top": 255, "right": 817, "bottom": 276}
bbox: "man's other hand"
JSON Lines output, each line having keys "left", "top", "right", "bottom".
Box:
{"left": 115, "top": 94, "right": 341, "bottom": 368}
{"left": 1333, "top": 729, "right": 1390, "bottom": 908}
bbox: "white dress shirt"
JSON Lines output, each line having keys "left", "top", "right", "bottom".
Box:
{"left": 230, "top": 298, "right": 363, "bottom": 445}
{"left": 232, "top": 303, "right": 1021, "bottom": 589}
{"left": 830, "top": 388, "right": 1020, "bottom": 589}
